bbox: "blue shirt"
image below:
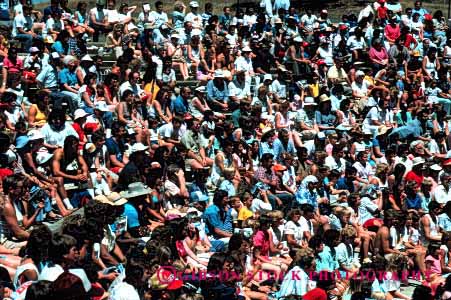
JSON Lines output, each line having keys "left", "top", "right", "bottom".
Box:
{"left": 171, "top": 95, "right": 188, "bottom": 114}
{"left": 207, "top": 80, "right": 229, "bottom": 103}
{"left": 316, "top": 245, "right": 339, "bottom": 272}
{"left": 438, "top": 213, "right": 451, "bottom": 232}
{"left": 203, "top": 204, "right": 233, "bottom": 238}
{"left": 123, "top": 203, "right": 140, "bottom": 229}
{"left": 36, "top": 64, "right": 58, "bottom": 89}
{"left": 105, "top": 137, "right": 124, "bottom": 163}
{"left": 273, "top": 138, "right": 296, "bottom": 161}
{"left": 59, "top": 68, "right": 78, "bottom": 88}
{"left": 295, "top": 187, "right": 319, "bottom": 209}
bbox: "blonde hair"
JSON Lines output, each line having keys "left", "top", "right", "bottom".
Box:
{"left": 341, "top": 225, "right": 357, "bottom": 238}
{"left": 267, "top": 210, "right": 284, "bottom": 220}
{"left": 174, "top": 1, "right": 184, "bottom": 11}
{"left": 375, "top": 163, "right": 389, "bottom": 176}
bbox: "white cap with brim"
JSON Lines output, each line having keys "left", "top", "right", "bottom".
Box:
{"left": 27, "top": 129, "right": 45, "bottom": 140}
{"left": 356, "top": 70, "right": 365, "bottom": 77}
{"left": 412, "top": 157, "right": 425, "bottom": 167}
{"left": 131, "top": 142, "right": 149, "bottom": 153}
{"left": 263, "top": 74, "right": 272, "bottom": 81}
{"left": 36, "top": 151, "right": 54, "bottom": 165}
{"left": 214, "top": 69, "right": 224, "bottom": 78}
{"left": 81, "top": 54, "right": 93, "bottom": 62}
{"left": 303, "top": 175, "right": 319, "bottom": 185}
{"left": 304, "top": 97, "right": 317, "bottom": 106}
{"left": 120, "top": 182, "right": 152, "bottom": 198}
{"left": 95, "top": 101, "right": 109, "bottom": 112}
{"left": 190, "top": 191, "right": 209, "bottom": 202}
{"left": 74, "top": 109, "right": 90, "bottom": 120}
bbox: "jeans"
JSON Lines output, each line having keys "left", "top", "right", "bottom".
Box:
{"left": 209, "top": 239, "right": 226, "bottom": 252}
{"left": 61, "top": 90, "right": 81, "bottom": 116}
{"left": 268, "top": 192, "right": 294, "bottom": 214}
{"left": 14, "top": 33, "right": 33, "bottom": 50}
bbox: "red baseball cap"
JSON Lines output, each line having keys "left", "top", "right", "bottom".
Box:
{"left": 443, "top": 159, "right": 451, "bottom": 166}
{"left": 162, "top": 270, "right": 184, "bottom": 290}
{"left": 273, "top": 164, "right": 287, "bottom": 172}
{"left": 304, "top": 288, "right": 328, "bottom": 300}
{"left": 424, "top": 14, "right": 432, "bottom": 21}
{"left": 339, "top": 24, "right": 348, "bottom": 30}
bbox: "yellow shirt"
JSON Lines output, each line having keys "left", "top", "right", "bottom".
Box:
{"left": 238, "top": 206, "right": 253, "bottom": 221}
{"left": 309, "top": 82, "right": 320, "bottom": 98}
{"left": 144, "top": 81, "right": 160, "bottom": 104}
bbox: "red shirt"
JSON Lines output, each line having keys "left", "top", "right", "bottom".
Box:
{"left": 377, "top": 6, "right": 388, "bottom": 19}
{"left": 405, "top": 170, "right": 424, "bottom": 187}
{"left": 72, "top": 122, "right": 85, "bottom": 150}
{"left": 3, "top": 57, "right": 23, "bottom": 73}
{"left": 384, "top": 24, "right": 400, "bottom": 41}
{"left": 403, "top": 34, "right": 416, "bottom": 48}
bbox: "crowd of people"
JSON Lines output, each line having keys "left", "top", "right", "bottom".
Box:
{"left": 2, "top": 0, "right": 451, "bottom": 299}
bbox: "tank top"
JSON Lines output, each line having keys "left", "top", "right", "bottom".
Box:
{"left": 30, "top": 104, "right": 47, "bottom": 127}
{"left": 188, "top": 97, "right": 204, "bottom": 119}
{"left": 190, "top": 46, "right": 200, "bottom": 62}
{"left": 318, "top": 46, "right": 334, "bottom": 66}
{"left": 425, "top": 56, "right": 437, "bottom": 78}
{"left": 420, "top": 214, "right": 439, "bottom": 245}
{"left": 119, "top": 102, "right": 131, "bottom": 120}
{"left": 341, "top": 110, "right": 351, "bottom": 126}
{"left": 275, "top": 112, "right": 290, "bottom": 129}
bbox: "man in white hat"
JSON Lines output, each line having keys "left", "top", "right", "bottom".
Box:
{"left": 228, "top": 70, "right": 252, "bottom": 111}
{"left": 206, "top": 69, "right": 230, "bottom": 111}
{"left": 234, "top": 45, "right": 254, "bottom": 78}
{"left": 59, "top": 55, "right": 82, "bottom": 115}
{"left": 85, "top": 101, "right": 113, "bottom": 132}
{"left": 351, "top": 69, "right": 372, "bottom": 104}
{"left": 117, "top": 143, "right": 149, "bottom": 191}
{"left": 184, "top": 1, "right": 202, "bottom": 29}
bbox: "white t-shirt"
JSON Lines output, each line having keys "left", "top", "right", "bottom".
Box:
{"left": 185, "top": 12, "right": 202, "bottom": 28}
{"left": 40, "top": 123, "right": 78, "bottom": 147}
{"left": 109, "top": 281, "right": 140, "bottom": 300}
{"left": 12, "top": 14, "right": 26, "bottom": 37}
{"left": 150, "top": 11, "right": 168, "bottom": 28}
{"left": 347, "top": 35, "right": 366, "bottom": 50}
{"left": 351, "top": 79, "right": 371, "bottom": 98}
{"left": 228, "top": 80, "right": 251, "bottom": 100}
{"left": 251, "top": 198, "right": 272, "bottom": 213}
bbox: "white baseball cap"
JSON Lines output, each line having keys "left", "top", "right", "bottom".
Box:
{"left": 131, "top": 143, "right": 149, "bottom": 153}
{"left": 27, "top": 129, "right": 45, "bottom": 140}
{"left": 189, "top": 1, "right": 199, "bottom": 7}
{"left": 74, "top": 109, "right": 90, "bottom": 120}
{"left": 94, "top": 101, "right": 109, "bottom": 112}
{"left": 36, "top": 151, "right": 54, "bottom": 165}
{"left": 356, "top": 70, "right": 365, "bottom": 77}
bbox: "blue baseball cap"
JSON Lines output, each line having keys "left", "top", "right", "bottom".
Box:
{"left": 190, "top": 191, "right": 209, "bottom": 202}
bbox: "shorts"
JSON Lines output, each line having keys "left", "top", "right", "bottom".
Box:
{"left": 362, "top": 218, "right": 383, "bottom": 229}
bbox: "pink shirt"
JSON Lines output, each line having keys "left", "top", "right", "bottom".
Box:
{"left": 369, "top": 47, "right": 388, "bottom": 62}
{"left": 384, "top": 24, "right": 400, "bottom": 41}
{"left": 3, "top": 57, "right": 23, "bottom": 73}
{"left": 425, "top": 255, "right": 441, "bottom": 275}
{"left": 253, "top": 230, "right": 270, "bottom": 257}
